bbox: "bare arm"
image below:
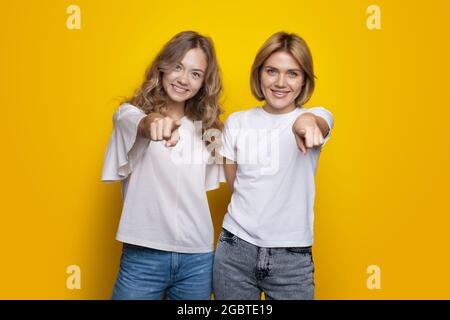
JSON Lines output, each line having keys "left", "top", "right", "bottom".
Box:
{"left": 224, "top": 160, "right": 237, "bottom": 193}
{"left": 310, "top": 114, "right": 330, "bottom": 138}
{"left": 296, "top": 113, "right": 329, "bottom": 139}
{"left": 137, "top": 113, "right": 162, "bottom": 138}
{"left": 292, "top": 113, "right": 330, "bottom": 154}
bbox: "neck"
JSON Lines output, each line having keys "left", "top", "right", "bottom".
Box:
{"left": 166, "top": 100, "right": 185, "bottom": 120}
{"left": 262, "top": 102, "right": 297, "bottom": 115}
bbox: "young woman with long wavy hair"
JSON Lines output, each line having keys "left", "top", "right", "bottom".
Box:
{"left": 102, "top": 31, "right": 225, "bottom": 300}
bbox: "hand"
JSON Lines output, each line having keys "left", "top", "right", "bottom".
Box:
{"left": 140, "top": 113, "right": 182, "bottom": 147}
{"left": 292, "top": 113, "right": 324, "bottom": 155}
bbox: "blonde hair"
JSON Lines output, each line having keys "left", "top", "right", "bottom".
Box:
{"left": 250, "top": 32, "right": 316, "bottom": 107}
{"left": 129, "top": 31, "right": 223, "bottom": 131}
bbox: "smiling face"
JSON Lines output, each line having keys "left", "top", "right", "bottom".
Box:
{"left": 260, "top": 50, "right": 305, "bottom": 114}
{"left": 162, "top": 47, "right": 207, "bottom": 104}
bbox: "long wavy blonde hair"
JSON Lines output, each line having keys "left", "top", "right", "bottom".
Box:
{"left": 128, "top": 31, "right": 223, "bottom": 131}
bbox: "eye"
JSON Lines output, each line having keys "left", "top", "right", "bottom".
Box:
{"left": 266, "top": 68, "right": 277, "bottom": 76}
{"left": 288, "top": 71, "right": 299, "bottom": 77}
{"left": 192, "top": 72, "right": 202, "bottom": 79}
{"left": 174, "top": 64, "right": 182, "bottom": 71}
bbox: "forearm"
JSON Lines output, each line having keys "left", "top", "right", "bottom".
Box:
{"left": 136, "top": 113, "right": 164, "bottom": 139}
{"left": 303, "top": 113, "right": 330, "bottom": 138}
{"left": 224, "top": 162, "right": 237, "bottom": 192}
{"left": 137, "top": 117, "right": 147, "bottom": 138}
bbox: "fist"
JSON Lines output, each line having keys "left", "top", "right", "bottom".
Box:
{"left": 292, "top": 113, "right": 324, "bottom": 155}
{"left": 141, "top": 113, "right": 182, "bottom": 147}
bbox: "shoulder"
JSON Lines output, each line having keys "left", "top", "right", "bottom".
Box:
{"left": 113, "top": 103, "right": 145, "bottom": 122}
{"left": 299, "top": 106, "right": 332, "bottom": 116}
{"left": 117, "top": 102, "right": 144, "bottom": 114}
{"left": 298, "top": 106, "right": 334, "bottom": 130}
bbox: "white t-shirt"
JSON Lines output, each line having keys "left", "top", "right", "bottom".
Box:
{"left": 219, "top": 106, "right": 334, "bottom": 248}
{"left": 101, "top": 103, "right": 225, "bottom": 253}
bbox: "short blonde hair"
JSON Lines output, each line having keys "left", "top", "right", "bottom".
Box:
{"left": 250, "top": 32, "right": 316, "bottom": 107}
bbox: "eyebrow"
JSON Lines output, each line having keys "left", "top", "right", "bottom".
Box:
{"left": 178, "top": 62, "right": 205, "bottom": 73}
{"left": 265, "top": 66, "right": 302, "bottom": 72}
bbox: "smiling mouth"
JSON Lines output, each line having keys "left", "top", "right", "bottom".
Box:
{"left": 270, "top": 89, "right": 290, "bottom": 98}
{"left": 172, "top": 84, "right": 189, "bottom": 94}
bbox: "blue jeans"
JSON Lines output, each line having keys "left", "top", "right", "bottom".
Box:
{"left": 213, "top": 228, "right": 315, "bottom": 300}
{"left": 112, "top": 243, "right": 214, "bottom": 300}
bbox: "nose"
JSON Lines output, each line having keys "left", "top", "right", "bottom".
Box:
{"left": 274, "top": 74, "right": 286, "bottom": 88}
{"left": 176, "top": 70, "right": 189, "bottom": 86}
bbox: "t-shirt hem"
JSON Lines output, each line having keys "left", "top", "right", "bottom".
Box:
{"left": 222, "top": 222, "right": 314, "bottom": 248}
{"left": 218, "top": 149, "right": 236, "bottom": 162}
{"left": 116, "top": 234, "right": 214, "bottom": 253}
{"left": 206, "top": 181, "right": 225, "bottom": 192}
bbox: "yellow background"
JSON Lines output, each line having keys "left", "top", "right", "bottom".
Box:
{"left": 1, "top": 0, "right": 449, "bottom": 299}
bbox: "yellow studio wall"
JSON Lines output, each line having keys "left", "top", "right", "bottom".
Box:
{"left": 0, "top": 0, "right": 449, "bottom": 299}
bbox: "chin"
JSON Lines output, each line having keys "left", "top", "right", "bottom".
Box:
{"left": 167, "top": 92, "right": 191, "bottom": 103}
{"left": 268, "top": 100, "right": 290, "bottom": 110}
{"left": 169, "top": 95, "right": 187, "bottom": 103}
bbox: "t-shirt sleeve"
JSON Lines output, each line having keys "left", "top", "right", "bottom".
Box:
{"left": 218, "top": 113, "right": 239, "bottom": 162}
{"left": 304, "top": 106, "right": 334, "bottom": 147}
{"left": 101, "top": 103, "right": 149, "bottom": 183}
{"left": 205, "top": 162, "right": 226, "bottom": 192}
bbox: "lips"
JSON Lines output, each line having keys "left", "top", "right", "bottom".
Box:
{"left": 171, "top": 84, "right": 189, "bottom": 94}
{"left": 270, "top": 89, "right": 290, "bottom": 98}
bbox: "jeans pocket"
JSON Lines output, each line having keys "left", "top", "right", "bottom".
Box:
{"left": 219, "top": 228, "right": 237, "bottom": 244}
{"left": 286, "top": 246, "right": 314, "bottom": 266}
{"left": 286, "top": 246, "right": 312, "bottom": 254}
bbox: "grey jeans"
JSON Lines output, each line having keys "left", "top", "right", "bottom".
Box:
{"left": 213, "top": 228, "right": 315, "bottom": 300}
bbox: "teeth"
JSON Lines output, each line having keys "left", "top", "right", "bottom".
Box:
{"left": 272, "top": 90, "right": 289, "bottom": 97}
{"left": 172, "top": 85, "right": 188, "bottom": 93}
